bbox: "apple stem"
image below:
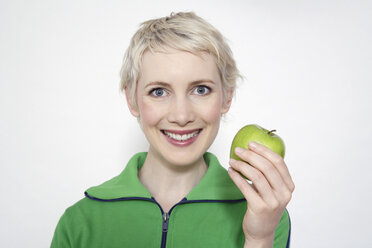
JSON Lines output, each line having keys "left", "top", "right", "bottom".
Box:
{"left": 268, "top": 129, "right": 277, "bottom": 135}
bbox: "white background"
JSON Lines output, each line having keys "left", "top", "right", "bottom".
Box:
{"left": 1, "top": 0, "right": 371, "bottom": 247}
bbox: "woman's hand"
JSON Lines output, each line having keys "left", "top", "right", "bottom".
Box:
{"left": 227, "top": 142, "right": 295, "bottom": 247}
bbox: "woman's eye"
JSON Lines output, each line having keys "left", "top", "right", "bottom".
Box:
{"left": 150, "top": 88, "right": 167, "bottom": 97}
{"left": 194, "top": 86, "right": 211, "bottom": 95}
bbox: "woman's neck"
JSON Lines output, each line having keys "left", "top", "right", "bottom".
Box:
{"left": 138, "top": 149, "right": 208, "bottom": 211}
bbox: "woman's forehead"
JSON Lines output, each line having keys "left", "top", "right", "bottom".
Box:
{"left": 139, "top": 49, "right": 219, "bottom": 82}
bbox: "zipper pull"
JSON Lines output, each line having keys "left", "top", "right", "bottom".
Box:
{"left": 162, "top": 212, "right": 169, "bottom": 232}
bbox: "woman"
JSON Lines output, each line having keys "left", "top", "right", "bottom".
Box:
{"left": 51, "top": 12, "right": 295, "bottom": 248}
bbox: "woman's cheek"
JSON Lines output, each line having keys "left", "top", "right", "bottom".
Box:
{"left": 139, "top": 100, "right": 164, "bottom": 125}
{"left": 200, "top": 100, "right": 223, "bottom": 123}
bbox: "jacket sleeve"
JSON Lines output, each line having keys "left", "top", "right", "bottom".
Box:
{"left": 50, "top": 210, "right": 72, "bottom": 248}
{"left": 273, "top": 209, "right": 291, "bottom": 248}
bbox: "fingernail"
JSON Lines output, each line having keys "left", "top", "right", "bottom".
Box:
{"left": 235, "top": 147, "right": 244, "bottom": 154}
{"left": 229, "top": 158, "right": 237, "bottom": 164}
{"left": 249, "top": 142, "right": 257, "bottom": 149}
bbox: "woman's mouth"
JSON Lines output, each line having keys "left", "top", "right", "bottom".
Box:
{"left": 161, "top": 129, "right": 202, "bottom": 147}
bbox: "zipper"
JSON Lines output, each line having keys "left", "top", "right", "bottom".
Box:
{"left": 84, "top": 192, "right": 245, "bottom": 248}
{"left": 161, "top": 212, "right": 170, "bottom": 248}
{"left": 152, "top": 197, "right": 245, "bottom": 248}
{"left": 152, "top": 197, "right": 186, "bottom": 248}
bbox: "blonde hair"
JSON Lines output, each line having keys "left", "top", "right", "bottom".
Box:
{"left": 120, "top": 11, "right": 242, "bottom": 111}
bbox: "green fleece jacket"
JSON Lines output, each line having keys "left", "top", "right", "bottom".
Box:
{"left": 51, "top": 152, "right": 291, "bottom": 247}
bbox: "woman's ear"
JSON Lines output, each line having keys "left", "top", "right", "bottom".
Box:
{"left": 221, "top": 88, "right": 234, "bottom": 114}
{"left": 125, "top": 87, "right": 140, "bottom": 118}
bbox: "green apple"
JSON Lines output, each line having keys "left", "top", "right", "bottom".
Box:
{"left": 230, "top": 124, "right": 285, "bottom": 162}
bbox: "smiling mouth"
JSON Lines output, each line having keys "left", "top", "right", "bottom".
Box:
{"left": 161, "top": 129, "right": 202, "bottom": 142}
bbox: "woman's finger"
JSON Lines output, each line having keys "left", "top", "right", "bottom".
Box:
{"left": 227, "top": 167, "right": 266, "bottom": 212}
{"left": 229, "top": 159, "right": 280, "bottom": 209}
{"left": 234, "top": 148, "right": 287, "bottom": 193}
{"left": 247, "top": 143, "right": 295, "bottom": 192}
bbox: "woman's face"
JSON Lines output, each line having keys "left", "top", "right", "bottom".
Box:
{"left": 126, "top": 48, "right": 232, "bottom": 167}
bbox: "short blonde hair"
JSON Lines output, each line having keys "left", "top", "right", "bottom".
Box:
{"left": 120, "top": 12, "right": 242, "bottom": 111}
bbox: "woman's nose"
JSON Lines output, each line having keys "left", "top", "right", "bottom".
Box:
{"left": 167, "top": 96, "right": 195, "bottom": 126}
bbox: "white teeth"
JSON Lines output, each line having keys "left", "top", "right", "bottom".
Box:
{"left": 164, "top": 130, "right": 200, "bottom": 141}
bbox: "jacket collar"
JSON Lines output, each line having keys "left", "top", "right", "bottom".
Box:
{"left": 85, "top": 152, "right": 245, "bottom": 201}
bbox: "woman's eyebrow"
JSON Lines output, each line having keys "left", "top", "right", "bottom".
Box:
{"left": 190, "top": 79, "right": 215, "bottom": 85}
{"left": 145, "top": 79, "right": 215, "bottom": 88}
{"left": 145, "top": 81, "right": 170, "bottom": 88}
